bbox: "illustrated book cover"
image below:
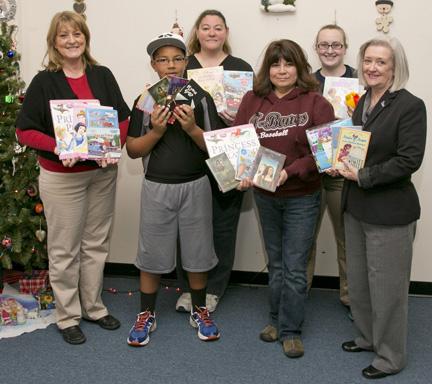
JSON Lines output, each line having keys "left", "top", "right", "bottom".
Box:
{"left": 330, "top": 119, "right": 363, "bottom": 162}
{"left": 49, "top": 99, "right": 100, "bottom": 160}
{"left": 167, "top": 76, "right": 189, "bottom": 97}
{"left": 333, "top": 127, "right": 371, "bottom": 170}
{"left": 85, "top": 107, "right": 121, "bottom": 159}
{"left": 139, "top": 76, "right": 189, "bottom": 123}
{"left": 187, "top": 66, "right": 225, "bottom": 112}
{"left": 175, "top": 79, "right": 207, "bottom": 109}
{"left": 251, "top": 146, "right": 286, "bottom": 193}
{"left": 236, "top": 147, "right": 258, "bottom": 180}
{"left": 203, "top": 124, "right": 260, "bottom": 169}
{"left": 223, "top": 70, "right": 254, "bottom": 115}
{"left": 205, "top": 152, "right": 239, "bottom": 193}
{"left": 323, "top": 77, "right": 363, "bottom": 119}
{"left": 306, "top": 124, "right": 334, "bottom": 172}
{"left": 147, "top": 76, "right": 170, "bottom": 106}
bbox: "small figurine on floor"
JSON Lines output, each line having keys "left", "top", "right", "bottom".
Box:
{"left": 375, "top": 0, "right": 394, "bottom": 33}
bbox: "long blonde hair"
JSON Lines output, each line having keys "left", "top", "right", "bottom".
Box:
{"left": 43, "top": 11, "right": 97, "bottom": 71}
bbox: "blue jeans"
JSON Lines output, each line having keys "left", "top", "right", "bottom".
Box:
{"left": 254, "top": 190, "right": 320, "bottom": 340}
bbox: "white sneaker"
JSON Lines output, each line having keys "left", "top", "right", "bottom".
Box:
{"left": 176, "top": 292, "right": 192, "bottom": 312}
{"left": 206, "top": 294, "right": 219, "bottom": 313}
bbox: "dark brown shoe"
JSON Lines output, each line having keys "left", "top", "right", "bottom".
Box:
{"left": 60, "top": 325, "right": 86, "bottom": 345}
{"left": 259, "top": 325, "right": 278, "bottom": 342}
{"left": 282, "top": 337, "right": 304, "bottom": 358}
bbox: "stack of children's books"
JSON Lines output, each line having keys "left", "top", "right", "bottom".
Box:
{"left": 187, "top": 66, "right": 253, "bottom": 114}
{"left": 306, "top": 119, "right": 371, "bottom": 172}
{"left": 136, "top": 68, "right": 253, "bottom": 119}
{"left": 204, "top": 124, "right": 286, "bottom": 193}
{"left": 50, "top": 99, "right": 121, "bottom": 160}
{"left": 136, "top": 76, "right": 207, "bottom": 119}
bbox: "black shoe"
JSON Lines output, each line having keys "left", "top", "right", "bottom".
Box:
{"left": 93, "top": 314, "right": 121, "bottom": 330}
{"left": 362, "top": 365, "right": 394, "bottom": 379}
{"left": 342, "top": 340, "right": 367, "bottom": 352}
{"left": 60, "top": 325, "right": 86, "bottom": 345}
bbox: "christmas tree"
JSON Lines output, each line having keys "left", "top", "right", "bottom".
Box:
{"left": 0, "top": 22, "right": 48, "bottom": 278}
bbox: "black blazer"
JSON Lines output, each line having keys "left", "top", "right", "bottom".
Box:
{"left": 342, "top": 88, "right": 427, "bottom": 225}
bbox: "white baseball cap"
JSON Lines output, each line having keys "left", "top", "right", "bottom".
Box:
{"left": 146, "top": 32, "right": 186, "bottom": 57}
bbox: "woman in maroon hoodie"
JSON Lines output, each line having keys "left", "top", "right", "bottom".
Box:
{"left": 234, "top": 39, "right": 334, "bottom": 358}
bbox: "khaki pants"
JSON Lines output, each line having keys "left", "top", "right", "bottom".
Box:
{"left": 307, "top": 176, "right": 349, "bottom": 306}
{"left": 39, "top": 166, "right": 117, "bottom": 329}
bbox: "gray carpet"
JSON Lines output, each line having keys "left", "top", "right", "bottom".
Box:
{"left": 1, "top": 276, "right": 431, "bottom": 384}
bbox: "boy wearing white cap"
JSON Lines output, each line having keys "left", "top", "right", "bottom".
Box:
{"left": 126, "top": 32, "right": 222, "bottom": 346}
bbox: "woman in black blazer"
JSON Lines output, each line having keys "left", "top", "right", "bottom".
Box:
{"left": 338, "top": 37, "right": 426, "bottom": 379}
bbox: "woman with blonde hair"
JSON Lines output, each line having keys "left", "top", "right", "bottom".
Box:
{"left": 176, "top": 9, "right": 253, "bottom": 314}
{"left": 16, "top": 11, "right": 130, "bottom": 345}
{"left": 340, "top": 36, "right": 426, "bottom": 379}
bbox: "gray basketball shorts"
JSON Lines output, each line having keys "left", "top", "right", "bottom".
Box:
{"left": 135, "top": 175, "right": 218, "bottom": 274}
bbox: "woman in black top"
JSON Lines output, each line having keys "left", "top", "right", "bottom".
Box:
{"left": 175, "top": 9, "right": 253, "bottom": 313}
{"left": 339, "top": 36, "right": 426, "bottom": 379}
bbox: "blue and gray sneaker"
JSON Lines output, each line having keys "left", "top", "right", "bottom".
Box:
{"left": 189, "top": 306, "right": 220, "bottom": 341}
{"left": 127, "top": 311, "right": 156, "bottom": 346}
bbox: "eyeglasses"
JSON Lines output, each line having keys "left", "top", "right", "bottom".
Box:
{"left": 317, "top": 42, "right": 344, "bottom": 51}
{"left": 154, "top": 56, "right": 185, "bottom": 65}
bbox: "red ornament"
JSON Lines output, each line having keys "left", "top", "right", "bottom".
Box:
{"left": 2, "top": 237, "right": 12, "bottom": 250}
{"left": 34, "top": 202, "right": 44, "bottom": 214}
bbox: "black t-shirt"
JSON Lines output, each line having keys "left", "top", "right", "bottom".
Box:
{"left": 128, "top": 95, "right": 221, "bottom": 184}
{"left": 185, "top": 54, "right": 253, "bottom": 195}
{"left": 186, "top": 54, "right": 253, "bottom": 73}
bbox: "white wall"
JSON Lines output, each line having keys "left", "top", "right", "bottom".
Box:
{"left": 15, "top": 0, "right": 432, "bottom": 281}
